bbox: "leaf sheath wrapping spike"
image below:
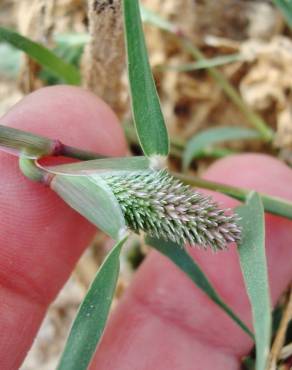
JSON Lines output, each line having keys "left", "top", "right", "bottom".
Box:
{"left": 51, "top": 174, "right": 126, "bottom": 240}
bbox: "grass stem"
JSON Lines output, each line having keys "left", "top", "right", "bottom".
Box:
{"left": 173, "top": 172, "right": 292, "bottom": 220}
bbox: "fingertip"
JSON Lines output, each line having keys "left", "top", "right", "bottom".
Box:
{"left": 0, "top": 86, "right": 128, "bottom": 368}
{"left": 0, "top": 85, "right": 129, "bottom": 302}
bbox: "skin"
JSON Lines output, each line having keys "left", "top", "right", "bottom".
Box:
{"left": 0, "top": 86, "right": 291, "bottom": 370}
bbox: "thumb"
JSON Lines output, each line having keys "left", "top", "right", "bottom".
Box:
{"left": 0, "top": 85, "right": 126, "bottom": 369}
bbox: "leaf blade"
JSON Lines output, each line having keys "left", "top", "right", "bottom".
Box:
{"left": 146, "top": 236, "right": 254, "bottom": 339}
{"left": 161, "top": 53, "right": 243, "bottom": 72}
{"left": 140, "top": 5, "right": 175, "bottom": 33}
{"left": 183, "top": 126, "right": 261, "bottom": 170}
{"left": 57, "top": 236, "right": 127, "bottom": 370}
{"left": 237, "top": 192, "right": 271, "bottom": 370}
{"left": 51, "top": 174, "right": 126, "bottom": 240}
{"left": 46, "top": 156, "right": 150, "bottom": 175}
{"left": 0, "top": 27, "right": 81, "bottom": 85}
{"left": 123, "top": 0, "right": 169, "bottom": 157}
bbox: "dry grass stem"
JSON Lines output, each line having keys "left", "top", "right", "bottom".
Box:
{"left": 83, "top": 0, "right": 126, "bottom": 117}
{"left": 267, "top": 286, "right": 292, "bottom": 370}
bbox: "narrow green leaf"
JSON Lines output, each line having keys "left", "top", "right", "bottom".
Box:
{"left": 273, "top": 0, "right": 292, "bottom": 28}
{"left": 40, "top": 33, "right": 88, "bottom": 85}
{"left": 47, "top": 156, "right": 150, "bottom": 175}
{"left": 183, "top": 127, "right": 261, "bottom": 170}
{"left": 123, "top": 0, "right": 169, "bottom": 157}
{"left": 54, "top": 33, "right": 90, "bottom": 47}
{"left": 194, "top": 147, "right": 236, "bottom": 159}
{"left": 146, "top": 236, "right": 254, "bottom": 339}
{"left": 0, "top": 27, "right": 81, "bottom": 85}
{"left": 237, "top": 192, "right": 271, "bottom": 370}
{"left": 140, "top": 5, "right": 175, "bottom": 33}
{"left": 51, "top": 174, "right": 126, "bottom": 240}
{"left": 0, "top": 125, "right": 54, "bottom": 159}
{"left": 161, "top": 53, "right": 243, "bottom": 72}
{"left": 58, "top": 235, "right": 127, "bottom": 370}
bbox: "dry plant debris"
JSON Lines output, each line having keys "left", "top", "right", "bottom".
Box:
{"left": 240, "top": 37, "right": 292, "bottom": 149}
{"left": 267, "top": 286, "right": 292, "bottom": 370}
{"left": 16, "top": 0, "right": 87, "bottom": 92}
{"left": 82, "top": 0, "right": 126, "bottom": 117}
{"left": 1, "top": 0, "right": 292, "bottom": 369}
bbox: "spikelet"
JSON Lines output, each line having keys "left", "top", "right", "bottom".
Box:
{"left": 102, "top": 170, "right": 241, "bottom": 251}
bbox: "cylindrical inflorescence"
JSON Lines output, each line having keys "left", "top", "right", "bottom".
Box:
{"left": 102, "top": 170, "right": 241, "bottom": 250}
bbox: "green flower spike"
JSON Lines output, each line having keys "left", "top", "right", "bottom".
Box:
{"left": 102, "top": 170, "right": 241, "bottom": 251}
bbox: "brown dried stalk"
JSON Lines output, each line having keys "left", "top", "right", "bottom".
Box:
{"left": 267, "top": 286, "right": 292, "bottom": 370}
{"left": 83, "top": 0, "right": 126, "bottom": 117}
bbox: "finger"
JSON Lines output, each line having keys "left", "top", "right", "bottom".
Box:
{"left": 91, "top": 154, "right": 292, "bottom": 370}
{"left": 0, "top": 85, "right": 126, "bottom": 369}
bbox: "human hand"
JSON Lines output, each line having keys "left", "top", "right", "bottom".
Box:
{"left": 1, "top": 86, "right": 292, "bottom": 370}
